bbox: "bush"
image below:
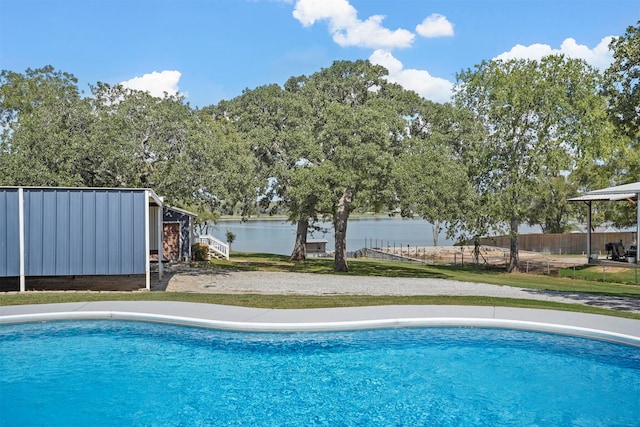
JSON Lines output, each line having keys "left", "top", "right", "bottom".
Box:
{"left": 191, "top": 243, "right": 210, "bottom": 262}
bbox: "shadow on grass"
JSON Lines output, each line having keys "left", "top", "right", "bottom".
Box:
{"left": 348, "top": 262, "right": 451, "bottom": 279}
{"left": 208, "top": 252, "right": 508, "bottom": 280}
{"left": 523, "top": 288, "right": 640, "bottom": 312}
{"left": 200, "top": 252, "right": 640, "bottom": 297}
{"left": 559, "top": 264, "right": 640, "bottom": 286}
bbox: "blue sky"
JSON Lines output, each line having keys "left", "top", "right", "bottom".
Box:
{"left": 1, "top": 0, "right": 638, "bottom": 107}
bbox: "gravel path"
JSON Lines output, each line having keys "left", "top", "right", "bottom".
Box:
{"left": 163, "top": 270, "right": 640, "bottom": 313}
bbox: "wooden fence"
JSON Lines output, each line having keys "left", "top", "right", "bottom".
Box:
{"left": 478, "top": 232, "right": 637, "bottom": 256}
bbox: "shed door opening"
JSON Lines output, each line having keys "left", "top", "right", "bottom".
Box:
{"left": 163, "top": 223, "right": 180, "bottom": 261}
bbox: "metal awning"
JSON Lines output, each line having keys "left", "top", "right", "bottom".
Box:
{"left": 568, "top": 181, "right": 639, "bottom": 263}
{"left": 569, "top": 181, "right": 640, "bottom": 202}
{"left": 585, "top": 181, "right": 640, "bottom": 195}
{"left": 568, "top": 193, "right": 637, "bottom": 202}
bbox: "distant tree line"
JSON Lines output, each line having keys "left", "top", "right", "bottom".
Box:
{"left": 1, "top": 21, "right": 638, "bottom": 272}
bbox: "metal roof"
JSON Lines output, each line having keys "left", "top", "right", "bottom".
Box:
{"left": 569, "top": 193, "right": 637, "bottom": 202}
{"left": 0, "top": 186, "right": 163, "bottom": 206}
{"left": 586, "top": 181, "right": 640, "bottom": 195}
{"left": 166, "top": 205, "right": 198, "bottom": 217}
{"left": 568, "top": 181, "right": 640, "bottom": 202}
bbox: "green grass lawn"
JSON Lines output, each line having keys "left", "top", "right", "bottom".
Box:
{"left": 222, "top": 252, "right": 640, "bottom": 296}
{"left": 559, "top": 264, "right": 640, "bottom": 285}
{"left": 2, "top": 252, "right": 639, "bottom": 320}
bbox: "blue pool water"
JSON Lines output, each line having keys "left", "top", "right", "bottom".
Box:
{"left": 1, "top": 321, "right": 639, "bottom": 426}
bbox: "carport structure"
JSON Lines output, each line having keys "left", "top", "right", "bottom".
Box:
{"left": 0, "top": 187, "right": 164, "bottom": 291}
{"left": 569, "top": 181, "right": 639, "bottom": 263}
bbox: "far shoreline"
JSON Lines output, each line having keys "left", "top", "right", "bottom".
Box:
{"left": 217, "top": 213, "right": 408, "bottom": 222}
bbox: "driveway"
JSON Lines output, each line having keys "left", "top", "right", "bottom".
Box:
{"left": 157, "top": 268, "right": 640, "bottom": 313}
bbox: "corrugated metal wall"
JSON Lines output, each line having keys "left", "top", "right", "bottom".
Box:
{"left": 0, "top": 188, "right": 148, "bottom": 277}
{"left": 0, "top": 189, "right": 20, "bottom": 276}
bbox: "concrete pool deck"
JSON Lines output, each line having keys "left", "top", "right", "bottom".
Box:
{"left": 2, "top": 301, "right": 639, "bottom": 346}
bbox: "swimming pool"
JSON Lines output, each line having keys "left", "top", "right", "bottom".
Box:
{"left": 1, "top": 320, "right": 639, "bottom": 426}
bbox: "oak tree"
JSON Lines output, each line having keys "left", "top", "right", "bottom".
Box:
{"left": 455, "top": 56, "right": 608, "bottom": 271}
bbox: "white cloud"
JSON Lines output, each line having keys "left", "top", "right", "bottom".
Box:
{"left": 370, "top": 49, "right": 403, "bottom": 75}
{"left": 370, "top": 50, "right": 453, "bottom": 103}
{"left": 559, "top": 37, "right": 614, "bottom": 70}
{"left": 494, "top": 36, "right": 614, "bottom": 70}
{"left": 416, "top": 14, "right": 454, "bottom": 38}
{"left": 292, "top": 0, "right": 354, "bottom": 27}
{"left": 292, "top": 0, "right": 414, "bottom": 49}
{"left": 120, "top": 70, "right": 182, "bottom": 98}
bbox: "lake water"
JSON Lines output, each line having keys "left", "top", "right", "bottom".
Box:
{"left": 207, "top": 216, "right": 456, "bottom": 255}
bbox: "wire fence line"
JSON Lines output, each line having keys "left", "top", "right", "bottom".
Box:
{"left": 353, "top": 238, "right": 640, "bottom": 284}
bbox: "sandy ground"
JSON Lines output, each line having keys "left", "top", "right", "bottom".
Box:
{"left": 366, "top": 245, "right": 588, "bottom": 271}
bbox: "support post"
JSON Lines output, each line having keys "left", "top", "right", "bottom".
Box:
{"left": 188, "top": 216, "right": 194, "bottom": 261}
{"left": 636, "top": 191, "right": 639, "bottom": 265}
{"left": 144, "top": 192, "right": 150, "bottom": 291}
{"left": 157, "top": 204, "right": 163, "bottom": 281}
{"left": 586, "top": 201, "right": 592, "bottom": 262}
{"left": 18, "top": 188, "right": 25, "bottom": 292}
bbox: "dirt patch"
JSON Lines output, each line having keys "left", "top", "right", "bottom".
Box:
{"left": 600, "top": 267, "right": 629, "bottom": 274}
{"left": 373, "top": 245, "right": 588, "bottom": 275}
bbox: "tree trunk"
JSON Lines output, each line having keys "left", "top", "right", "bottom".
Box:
{"left": 290, "top": 218, "right": 309, "bottom": 261}
{"left": 432, "top": 220, "right": 442, "bottom": 247}
{"left": 333, "top": 188, "right": 353, "bottom": 272}
{"left": 507, "top": 216, "right": 520, "bottom": 273}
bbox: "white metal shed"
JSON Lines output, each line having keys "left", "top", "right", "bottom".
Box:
{"left": 0, "top": 187, "right": 164, "bottom": 291}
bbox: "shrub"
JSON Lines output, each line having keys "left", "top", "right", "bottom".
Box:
{"left": 191, "top": 243, "right": 210, "bottom": 262}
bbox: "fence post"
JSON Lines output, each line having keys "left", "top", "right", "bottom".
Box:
{"left": 547, "top": 261, "right": 550, "bottom": 276}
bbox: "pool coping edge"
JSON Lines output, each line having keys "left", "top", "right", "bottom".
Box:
{"left": 2, "top": 303, "right": 640, "bottom": 347}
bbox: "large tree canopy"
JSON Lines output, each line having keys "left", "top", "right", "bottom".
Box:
{"left": 217, "top": 60, "right": 417, "bottom": 270}
{"left": 285, "top": 60, "right": 414, "bottom": 271}
{"left": 604, "top": 21, "right": 640, "bottom": 141}
{"left": 454, "top": 55, "right": 610, "bottom": 271}
{"left": 6, "top": 39, "right": 639, "bottom": 269}
{"left": 0, "top": 66, "right": 91, "bottom": 186}
{"left": 0, "top": 66, "right": 255, "bottom": 220}
{"left": 602, "top": 20, "right": 640, "bottom": 190}
{"left": 212, "top": 83, "right": 317, "bottom": 259}
{"left": 394, "top": 99, "right": 479, "bottom": 246}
